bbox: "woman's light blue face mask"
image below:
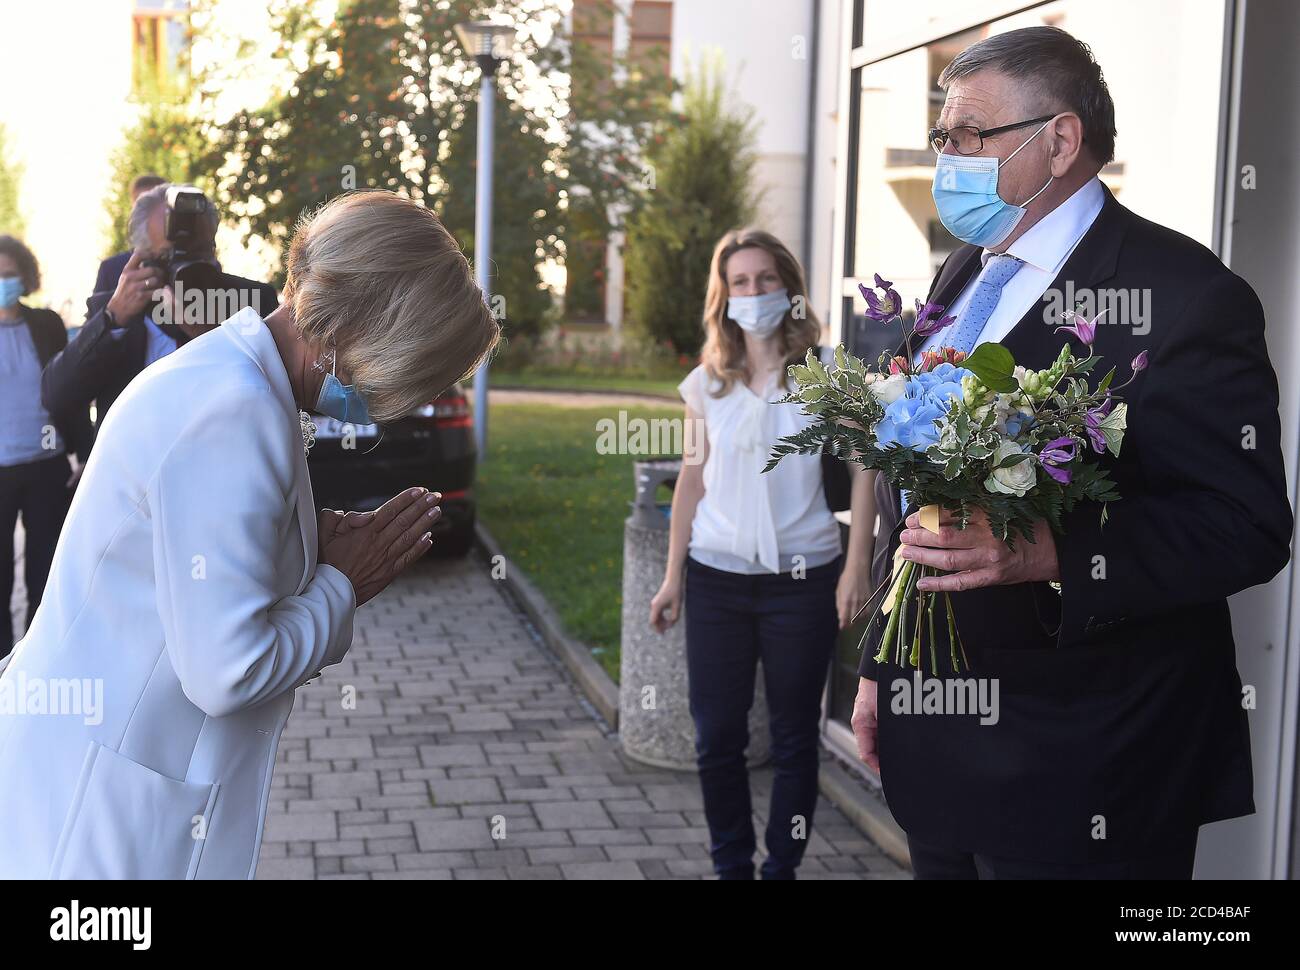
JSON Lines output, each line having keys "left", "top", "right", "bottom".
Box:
{"left": 0, "top": 275, "right": 23, "bottom": 309}
{"left": 931, "top": 117, "right": 1055, "bottom": 248}
{"left": 314, "top": 350, "right": 373, "bottom": 425}
{"left": 727, "top": 287, "right": 791, "bottom": 336}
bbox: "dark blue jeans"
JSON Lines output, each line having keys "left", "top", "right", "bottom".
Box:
{"left": 684, "top": 554, "right": 841, "bottom": 880}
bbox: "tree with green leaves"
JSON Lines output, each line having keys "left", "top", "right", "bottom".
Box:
{"left": 99, "top": 15, "right": 208, "bottom": 258}
{"left": 203, "top": 0, "right": 675, "bottom": 339}
{"left": 0, "top": 124, "right": 25, "bottom": 237}
{"left": 206, "top": 0, "right": 569, "bottom": 339}
{"left": 624, "top": 58, "right": 760, "bottom": 355}
{"left": 101, "top": 96, "right": 204, "bottom": 257}
{"left": 558, "top": 2, "right": 677, "bottom": 320}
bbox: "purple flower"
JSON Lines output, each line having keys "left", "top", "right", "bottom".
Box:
{"left": 1131, "top": 350, "right": 1149, "bottom": 373}
{"left": 1083, "top": 397, "right": 1113, "bottom": 453}
{"left": 859, "top": 273, "right": 902, "bottom": 322}
{"left": 913, "top": 299, "right": 956, "bottom": 339}
{"left": 1054, "top": 308, "right": 1107, "bottom": 347}
{"left": 1038, "top": 436, "right": 1078, "bottom": 484}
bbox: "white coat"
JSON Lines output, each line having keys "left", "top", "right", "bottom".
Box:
{"left": 0, "top": 308, "right": 355, "bottom": 879}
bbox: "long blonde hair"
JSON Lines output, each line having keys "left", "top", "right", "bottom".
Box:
{"left": 700, "top": 228, "right": 821, "bottom": 396}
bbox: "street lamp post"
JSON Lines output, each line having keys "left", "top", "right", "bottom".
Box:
{"left": 454, "top": 20, "right": 515, "bottom": 460}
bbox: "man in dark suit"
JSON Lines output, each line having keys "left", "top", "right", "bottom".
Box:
{"left": 43, "top": 183, "right": 278, "bottom": 435}
{"left": 851, "top": 26, "right": 1292, "bottom": 878}
{"left": 91, "top": 173, "right": 167, "bottom": 298}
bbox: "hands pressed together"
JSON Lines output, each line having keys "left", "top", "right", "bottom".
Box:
{"left": 317, "top": 487, "right": 441, "bottom": 606}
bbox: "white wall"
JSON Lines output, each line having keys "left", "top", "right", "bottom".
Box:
{"left": 671, "top": 0, "right": 816, "bottom": 261}
{"left": 1198, "top": 0, "right": 1300, "bottom": 880}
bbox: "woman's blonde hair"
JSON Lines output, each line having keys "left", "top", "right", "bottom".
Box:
{"left": 283, "top": 191, "right": 500, "bottom": 423}
{"left": 700, "top": 227, "right": 821, "bottom": 396}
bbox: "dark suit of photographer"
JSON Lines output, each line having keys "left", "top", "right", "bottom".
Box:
{"left": 42, "top": 184, "right": 278, "bottom": 435}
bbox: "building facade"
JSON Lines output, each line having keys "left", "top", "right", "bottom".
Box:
{"left": 572, "top": 0, "right": 823, "bottom": 333}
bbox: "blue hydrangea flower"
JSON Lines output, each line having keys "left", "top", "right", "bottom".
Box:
{"left": 874, "top": 364, "right": 974, "bottom": 450}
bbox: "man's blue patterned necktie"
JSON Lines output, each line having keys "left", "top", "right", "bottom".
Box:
{"left": 920, "top": 253, "right": 1026, "bottom": 358}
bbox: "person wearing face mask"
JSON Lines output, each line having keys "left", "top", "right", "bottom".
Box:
{"left": 851, "top": 26, "right": 1291, "bottom": 880}
{"left": 649, "top": 228, "right": 876, "bottom": 880}
{"left": 40, "top": 183, "right": 279, "bottom": 440}
{"left": 0, "top": 236, "right": 94, "bottom": 656}
{"left": 0, "top": 191, "right": 500, "bottom": 879}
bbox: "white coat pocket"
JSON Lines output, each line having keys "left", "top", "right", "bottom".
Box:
{"left": 49, "top": 741, "right": 220, "bottom": 880}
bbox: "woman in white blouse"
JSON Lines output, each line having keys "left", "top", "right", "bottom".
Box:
{"left": 649, "top": 228, "right": 875, "bottom": 880}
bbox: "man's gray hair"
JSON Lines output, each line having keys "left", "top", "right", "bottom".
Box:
{"left": 939, "top": 25, "right": 1116, "bottom": 165}
{"left": 128, "top": 183, "right": 219, "bottom": 253}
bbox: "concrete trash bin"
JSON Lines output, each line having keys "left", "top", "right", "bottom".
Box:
{"left": 619, "top": 457, "right": 771, "bottom": 770}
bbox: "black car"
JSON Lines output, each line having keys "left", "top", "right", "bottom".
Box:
{"left": 306, "top": 384, "right": 478, "bottom": 556}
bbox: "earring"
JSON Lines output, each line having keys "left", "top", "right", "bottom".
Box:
{"left": 310, "top": 348, "right": 334, "bottom": 375}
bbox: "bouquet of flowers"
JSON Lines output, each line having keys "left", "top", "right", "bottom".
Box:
{"left": 765, "top": 274, "right": 1148, "bottom": 673}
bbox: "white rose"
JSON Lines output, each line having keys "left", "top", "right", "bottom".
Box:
{"left": 870, "top": 373, "right": 907, "bottom": 405}
{"left": 984, "top": 439, "right": 1037, "bottom": 497}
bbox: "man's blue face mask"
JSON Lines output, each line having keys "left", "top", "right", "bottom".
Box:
{"left": 931, "top": 117, "right": 1055, "bottom": 248}
{"left": 315, "top": 350, "right": 373, "bottom": 425}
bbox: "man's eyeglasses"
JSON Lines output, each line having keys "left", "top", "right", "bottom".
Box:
{"left": 928, "top": 115, "right": 1056, "bottom": 155}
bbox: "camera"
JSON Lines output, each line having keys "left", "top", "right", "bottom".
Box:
{"left": 142, "top": 186, "right": 221, "bottom": 293}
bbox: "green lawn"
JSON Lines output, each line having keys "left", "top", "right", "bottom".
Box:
{"left": 491, "top": 371, "right": 684, "bottom": 400}
{"left": 476, "top": 401, "right": 683, "bottom": 681}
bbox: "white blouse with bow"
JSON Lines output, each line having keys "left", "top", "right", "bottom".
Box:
{"left": 678, "top": 349, "right": 842, "bottom": 575}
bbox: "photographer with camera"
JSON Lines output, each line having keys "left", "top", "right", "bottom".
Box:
{"left": 90, "top": 173, "right": 168, "bottom": 298}
{"left": 42, "top": 183, "right": 278, "bottom": 436}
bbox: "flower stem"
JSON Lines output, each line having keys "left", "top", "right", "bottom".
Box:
{"left": 897, "top": 559, "right": 919, "bottom": 665}
{"left": 945, "top": 592, "right": 959, "bottom": 673}
{"left": 874, "top": 558, "right": 912, "bottom": 665}
{"left": 927, "top": 593, "right": 937, "bottom": 677}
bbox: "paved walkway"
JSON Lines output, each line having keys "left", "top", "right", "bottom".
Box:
{"left": 255, "top": 552, "right": 906, "bottom": 880}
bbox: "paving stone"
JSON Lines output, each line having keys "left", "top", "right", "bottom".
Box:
{"left": 262, "top": 812, "right": 338, "bottom": 843}
{"left": 413, "top": 819, "right": 495, "bottom": 852}
{"left": 560, "top": 861, "right": 646, "bottom": 880}
{"left": 255, "top": 858, "right": 316, "bottom": 879}
{"left": 606, "top": 844, "right": 685, "bottom": 861}
{"left": 309, "top": 737, "right": 376, "bottom": 760}
{"left": 534, "top": 800, "right": 615, "bottom": 830}
{"left": 506, "top": 865, "right": 564, "bottom": 880}
{"left": 429, "top": 778, "right": 503, "bottom": 805}
{"left": 570, "top": 828, "right": 648, "bottom": 847}
{"left": 418, "top": 744, "right": 488, "bottom": 767}
{"left": 524, "top": 846, "right": 608, "bottom": 866}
